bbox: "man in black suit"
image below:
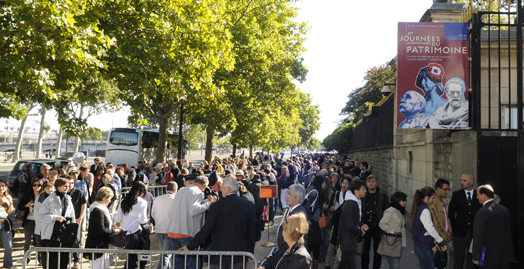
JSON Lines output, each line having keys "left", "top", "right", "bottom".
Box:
{"left": 472, "top": 185, "right": 515, "bottom": 268}
{"left": 180, "top": 177, "right": 256, "bottom": 268}
{"left": 276, "top": 183, "right": 309, "bottom": 249}
{"left": 89, "top": 158, "right": 100, "bottom": 175}
{"left": 449, "top": 173, "right": 482, "bottom": 269}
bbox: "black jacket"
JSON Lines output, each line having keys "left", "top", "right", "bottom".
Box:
{"left": 276, "top": 205, "right": 309, "bottom": 249}
{"left": 85, "top": 207, "right": 114, "bottom": 259}
{"left": 472, "top": 201, "right": 516, "bottom": 266}
{"left": 338, "top": 200, "right": 364, "bottom": 251}
{"left": 261, "top": 242, "right": 311, "bottom": 269}
{"left": 17, "top": 190, "right": 38, "bottom": 226}
{"left": 448, "top": 189, "right": 481, "bottom": 238}
{"left": 360, "top": 187, "right": 389, "bottom": 227}
{"left": 186, "top": 194, "right": 256, "bottom": 264}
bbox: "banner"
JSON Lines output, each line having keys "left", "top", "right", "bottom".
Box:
{"left": 397, "top": 22, "right": 469, "bottom": 129}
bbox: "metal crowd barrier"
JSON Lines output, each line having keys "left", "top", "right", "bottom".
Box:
{"left": 23, "top": 247, "right": 258, "bottom": 269}
{"left": 122, "top": 185, "right": 167, "bottom": 198}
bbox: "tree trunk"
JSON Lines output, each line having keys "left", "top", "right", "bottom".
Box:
{"left": 249, "top": 145, "right": 253, "bottom": 158}
{"left": 13, "top": 114, "right": 29, "bottom": 162}
{"left": 232, "top": 144, "right": 237, "bottom": 158}
{"left": 73, "top": 104, "right": 84, "bottom": 152}
{"left": 36, "top": 107, "right": 47, "bottom": 158}
{"left": 205, "top": 126, "right": 213, "bottom": 162}
{"left": 156, "top": 115, "right": 170, "bottom": 164}
{"left": 56, "top": 127, "right": 63, "bottom": 157}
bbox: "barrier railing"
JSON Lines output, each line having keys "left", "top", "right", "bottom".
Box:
{"left": 122, "top": 185, "right": 167, "bottom": 198}
{"left": 23, "top": 247, "right": 258, "bottom": 269}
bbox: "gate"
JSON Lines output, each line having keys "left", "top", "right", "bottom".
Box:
{"left": 469, "top": 10, "right": 523, "bottom": 265}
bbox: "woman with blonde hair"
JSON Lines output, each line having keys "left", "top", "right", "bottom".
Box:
{"left": 0, "top": 179, "right": 14, "bottom": 268}
{"left": 258, "top": 213, "right": 311, "bottom": 269}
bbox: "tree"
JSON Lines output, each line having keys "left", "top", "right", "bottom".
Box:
{"left": 186, "top": 0, "right": 309, "bottom": 159}
{"left": 322, "top": 123, "right": 354, "bottom": 153}
{"left": 296, "top": 92, "right": 321, "bottom": 149}
{"left": 98, "top": 0, "right": 235, "bottom": 164}
{"left": 340, "top": 59, "right": 395, "bottom": 125}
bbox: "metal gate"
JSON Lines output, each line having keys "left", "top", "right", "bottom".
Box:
{"left": 469, "top": 9, "right": 523, "bottom": 266}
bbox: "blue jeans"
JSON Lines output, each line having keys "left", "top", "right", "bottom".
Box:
{"left": 414, "top": 245, "right": 435, "bottom": 269}
{"left": 0, "top": 222, "right": 13, "bottom": 268}
{"left": 166, "top": 237, "right": 201, "bottom": 269}
{"left": 386, "top": 257, "right": 400, "bottom": 269}
{"left": 157, "top": 233, "right": 171, "bottom": 269}
{"left": 320, "top": 227, "right": 329, "bottom": 260}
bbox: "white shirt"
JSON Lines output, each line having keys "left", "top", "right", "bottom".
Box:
{"left": 420, "top": 208, "right": 444, "bottom": 243}
{"left": 483, "top": 198, "right": 494, "bottom": 206}
{"left": 151, "top": 192, "right": 176, "bottom": 234}
{"left": 465, "top": 189, "right": 474, "bottom": 199}
{"left": 115, "top": 197, "right": 148, "bottom": 234}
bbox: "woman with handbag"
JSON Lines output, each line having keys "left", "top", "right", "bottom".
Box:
{"left": 85, "top": 187, "right": 121, "bottom": 269}
{"left": 35, "top": 177, "right": 76, "bottom": 269}
{"left": 114, "top": 181, "right": 149, "bottom": 269}
{"left": 325, "top": 176, "right": 350, "bottom": 269}
{"left": 0, "top": 179, "right": 14, "bottom": 269}
{"left": 319, "top": 176, "right": 333, "bottom": 263}
{"left": 378, "top": 191, "right": 407, "bottom": 269}
{"left": 412, "top": 187, "right": 446, "bottom": 269}
{"left": 304, "top": 174, "right": 325, "bottom": 269}
{"left": 17, "top": 178, "right": 43, "bottom": 258}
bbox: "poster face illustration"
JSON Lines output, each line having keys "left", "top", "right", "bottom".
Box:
{"left": 397, "top": 22, "right": 469, "bottom": 129}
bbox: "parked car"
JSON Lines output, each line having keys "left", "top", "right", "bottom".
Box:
{"left": 7, "top": 159, "right": 70, "bottom": 187}
{"left": 56, "top": 152, "right": 86, "bottom": 165}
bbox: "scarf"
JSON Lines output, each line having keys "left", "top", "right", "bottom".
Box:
{"left": 55, "top": 190, "right": 69, "bottom": 216}
{"left": 390, "top": 201, "right": 406, "bottom": 215}
{"left": 89, "top": 201, "right": 112, "bottom": 227}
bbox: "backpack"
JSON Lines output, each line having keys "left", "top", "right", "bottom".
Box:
{"left": 157, "top": 172, "right": 167, "bottom": 185}
{"left": 12, "top": 171, "right": 29, "bottom": 195}
{"left": 303, "top": 189, "right": 319, "bottom": 214}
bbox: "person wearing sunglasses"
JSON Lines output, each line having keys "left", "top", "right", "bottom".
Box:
{"left": 18, "top": 178, "right": 44, "bottom": 259}
{"left": 378, "top": 192, "right": 408, "bottom": 269}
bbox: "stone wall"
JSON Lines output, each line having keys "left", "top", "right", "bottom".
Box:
{"left": 350, "top": 129, "right": 477, "bottom": 233}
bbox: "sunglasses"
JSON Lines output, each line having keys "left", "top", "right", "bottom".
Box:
{"left": 32, "top": 184, "right": 41, "bottom": 187}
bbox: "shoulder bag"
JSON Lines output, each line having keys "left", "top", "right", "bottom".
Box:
{"left": 109, "top": 230, "right": 127, "bottom": 248}
{"left": 377, "top": 210, "right": 403, "bottom": 258}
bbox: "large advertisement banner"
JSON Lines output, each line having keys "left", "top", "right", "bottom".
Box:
{"left": 397, "top": 22, "right": 469, "bottom": 129}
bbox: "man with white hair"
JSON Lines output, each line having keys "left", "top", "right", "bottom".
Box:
{"left": 276, "top": 183, "right": 309, "bottom": 249}
{"left": 180, "top": 177, "right": 256, "bottom": 269}
{"left": 398, "top": 90, "right": 430, "bottom": 128}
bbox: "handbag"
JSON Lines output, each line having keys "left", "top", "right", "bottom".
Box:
{"left": 109, "top": 230, "right": 127, "bottom": 247}
{"left": 260, "top": 205, "right": 268, "bottom": 221}
{"left": 318, "top": 212, "right": 327, "bottom": 228}
{"left": 433, "top": 243, "right": 448, "bottom": 269}
{"left": 377, "top": 232, "right": 402, "bottom": 258}
{"left": 15, "top": 209, "right": 27, "bottom": 222}
{"left": 356, "top": 236, "right": 364, "bottom": 256}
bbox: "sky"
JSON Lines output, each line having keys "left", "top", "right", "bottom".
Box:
{"left": 3, "top": 0, "right": 434, "bottom": 141}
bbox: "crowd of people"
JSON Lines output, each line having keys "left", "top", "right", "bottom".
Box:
{"left": 0, "top": 153, "right": 517, "bottom": 269}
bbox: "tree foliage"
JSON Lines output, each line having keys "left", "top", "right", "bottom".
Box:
{"left": 340, "top": 59, "right": 395, "bottom": 125}
{"left": 322, "top": 123, "right": 354, "bottom": 153}
{"left": 324, "top": 59, "right": 395, "bottom": 153}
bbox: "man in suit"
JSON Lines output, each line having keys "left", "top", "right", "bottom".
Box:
{"left": 449, "top": 173, "right": 482, "bottom": 269}
{"left": 472, "top": 185, "right": 515, "bottom": 268}
{"left": 180, "top": 177, "right": 256, "bottom": 269}
{"left": 276, "top": 183, "right": 309, "bottom": 249}
{"left": 89, "top": 158, "right": 100, "bottom": 175}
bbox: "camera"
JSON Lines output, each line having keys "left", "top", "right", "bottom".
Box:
{"left": 366, "top": 210, "right": 375, "bottom": 224}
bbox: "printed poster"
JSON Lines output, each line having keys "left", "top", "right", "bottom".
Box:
{"left": 397, "top": 22, "right": 469, "bottom": 129}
